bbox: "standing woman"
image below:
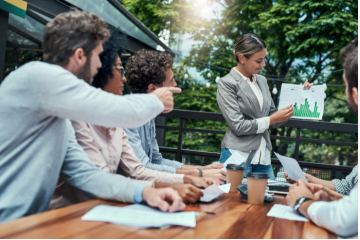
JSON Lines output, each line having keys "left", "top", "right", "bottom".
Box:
{"left": 217, "top": 33, "right": 312, "bottom": 179}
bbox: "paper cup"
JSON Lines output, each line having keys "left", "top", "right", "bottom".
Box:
{"left": 226, "top": 164, "right": 244, "bottom": 192}
{"left": 247, "top": 172, "right": 269, "bottom": 205}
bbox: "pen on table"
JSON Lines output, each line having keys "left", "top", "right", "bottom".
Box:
{"left": 204, "top": 211, "right": 215, "bottom": 215}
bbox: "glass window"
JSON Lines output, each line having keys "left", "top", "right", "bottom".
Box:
{"left": 8, "top": 13, "right": 45, "bottom": 41}
{"left": 31, "top": 10, "right": 53, "bottom": 22}
{"left": 65, "top": 0, "right": 159, "bottom": 49}
{"left": 7, "top": 29, "right": 39, "bottom": 46}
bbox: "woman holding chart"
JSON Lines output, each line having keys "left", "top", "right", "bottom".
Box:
{"left": 217, "top": 33, "right": 313, "bottom": 179}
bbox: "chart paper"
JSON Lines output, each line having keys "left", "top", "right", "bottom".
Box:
{"left": 278, "top": 83, "right": 324, "bottom": 120}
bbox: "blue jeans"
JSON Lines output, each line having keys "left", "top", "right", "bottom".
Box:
{"left": 219, "top": 148, "right": 275, "bottom": 180}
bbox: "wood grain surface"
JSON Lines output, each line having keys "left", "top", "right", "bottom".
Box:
{"left": 0, "top": 193, "right": 337, "bottom": 239}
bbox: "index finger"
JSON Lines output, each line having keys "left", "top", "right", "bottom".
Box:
{"left": 189, "top": 185, "right": 204, "bottom": 196}
{"left": 168, "top": 196, "right": 185, "bottom": 213}
{"left": 297, "top": 179, "right": 305, "bottom": 186}
{"left": 167, "top": 87, "right": 182, "bottom": 94}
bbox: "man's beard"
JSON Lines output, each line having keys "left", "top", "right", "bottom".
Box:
{"left": 73, "top": 57, "right": 92, "bottom": 84}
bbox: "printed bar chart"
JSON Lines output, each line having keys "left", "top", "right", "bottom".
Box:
{"left": 278, "top": 83, "right": 324, "bottom": 120}
{"left": 293, "top": 99, "right": 320, "bottom": 118}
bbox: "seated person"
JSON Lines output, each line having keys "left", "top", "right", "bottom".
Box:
{"left": 0, "top": 9, "right": 184, "bottom": 223}
{"left": 285, "top": 40, "right": 358, "bottom": 198}
{"left": 285, "top": 164, "right": 357, "bottom": 196}
{"left": 124, "top": 49, "right": 226, "bottom": 184}
{"left": 50, "top": 32, "right": 212, "bottom": 208}
{"left": 286, "top": 41, "right": 358, "bottom": 237}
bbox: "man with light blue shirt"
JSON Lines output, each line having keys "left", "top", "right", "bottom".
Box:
{"left": 124, "top": 50, "right": 226, "bottom": 184}
{"left": 0, "top": 9, "right": 184, "bottom": 223}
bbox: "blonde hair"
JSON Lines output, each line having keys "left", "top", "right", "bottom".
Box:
{"left": 233, "top": 33, "right": 267, "bottom": 62}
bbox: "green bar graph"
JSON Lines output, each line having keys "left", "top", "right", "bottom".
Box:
{"left": 293, "top": 98, "right": 320, "bottom": 118}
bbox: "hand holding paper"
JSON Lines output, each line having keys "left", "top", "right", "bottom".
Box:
{"left": 274, "top": 152, "right": 307, "bottom": 183}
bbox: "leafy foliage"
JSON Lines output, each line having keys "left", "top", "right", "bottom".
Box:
{"left": 122, "top": 0, "right": 358, "bottom": 167}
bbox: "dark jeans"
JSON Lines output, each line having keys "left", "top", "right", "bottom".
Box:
{"left": 219, "top": 148, "right": 275, "bottom": 180}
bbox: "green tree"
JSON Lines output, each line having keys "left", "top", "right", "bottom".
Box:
{"left": 120, "top": 0, "right": 205, "bottom": 42}
{"left": 122, "top": 0, "right": 358, "bottom": 168}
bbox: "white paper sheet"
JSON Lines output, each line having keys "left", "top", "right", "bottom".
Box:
{"left": 278, "top": 83, "right": 324, "bottom": 120}
{"left": 200, "top": 183, "right": 231, "bottom": 202}
{"left": 267, "top": 179, "right": 292, "bottom": 186}
{"left": 123, "top": 204, "right": 201, "bottom": 217}
{"left": 274, "top": 152, "right": 308, "bottom": 183}
{"left": 241, "top": 179, "right": 292, "bottom": 186}
{"left": 82, "top": 205, "right": 196, "bottom": 228}
{"left": 221, "top": 151, "right": 247, "bottom": 171}
{"left": 267, "top": 204, "right": 309, "bottom": 222}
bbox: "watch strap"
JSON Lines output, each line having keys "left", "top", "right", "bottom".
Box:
{"left": 197, "top": 168, "right": 203, "bottom": 177}
{"left": 294, "top": 197, "right": 313, "bottom": 216}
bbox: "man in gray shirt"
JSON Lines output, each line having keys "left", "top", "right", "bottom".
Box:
{"left": 0, "top": 8, "right": 184, "bottom": 223}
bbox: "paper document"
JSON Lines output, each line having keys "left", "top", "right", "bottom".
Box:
{"left": 267, "top": 204, "right": 309, "bottom": 222}
{"left": 274, "top": 152, "right": 307, "bottom": 183}
{"left": 267, "top": 179, "right": 292, "bottom": 186}
{"left": 221, "top": 151, "right": 247, "bottom": 171}
{"left": 200, "top": 183, "right": 231, "bottom": 202}
{"left": 123, "top": 204, "right": 201, "bottom": 217}
{"left": 241, "top": 179, "right": 292, "bottom": 186}
{"left": 82, "top": 205, "right": 196, "bottom": 228}
{"left": 278, "top": 83, "right": 324, "bottom": 120}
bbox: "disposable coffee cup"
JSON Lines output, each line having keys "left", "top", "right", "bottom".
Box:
{"left": 247, "top": 172, "right": 269, "bottom": 205}
{"left": 226, "top": 164, "right": 244, "bottom": 192}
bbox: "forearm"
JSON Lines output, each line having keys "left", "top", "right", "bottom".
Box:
{"left": 176, "top": 168, "right": 200, "bottom": 177}
{"left": 298, "top": 200, "right": 314, "bottom": 219}
{"left": 308, "top": 176, "right": 336, "bottom": 191}
{"left": 155, "top": 182, "right": 171, "bottom": 188}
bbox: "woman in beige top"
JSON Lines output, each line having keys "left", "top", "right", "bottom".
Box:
{"left": 50, "top": 31, "right": 213, "bottom": 209}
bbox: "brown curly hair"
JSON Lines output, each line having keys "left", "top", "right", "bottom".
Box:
{"left": 125, "top": 49, "right": 173, "bottom": 93}
{"left": 43, "top": 8, "right": 110, "bottom": 66}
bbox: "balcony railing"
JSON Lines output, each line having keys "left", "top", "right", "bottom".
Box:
{"left": 156, "top": 109, "right": 358, "bottom": 181}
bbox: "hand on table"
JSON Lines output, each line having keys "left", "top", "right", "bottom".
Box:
{"left": 151, "top": 87, "right": 182, "bottom": 113}
{"left": 142, "top": 187, "right": 185, "bottom": 212}
{"left": 286, "top": 179, "right": 315, "bottom": 209}
{"left": 184, "top": 175, "right": 215, "bottom": 188}
{"left": 170, "top": 184, "right": 203, "bottom": 203}
{"left": 203, "top": 163, "right": 224, "bottom": 170}
{"left": 203, "top": 169, "right": 227, "bottom": 185}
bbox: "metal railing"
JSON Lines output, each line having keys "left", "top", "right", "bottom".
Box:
{"left": 156, "top": 109, "right": 358, "bottom": 180}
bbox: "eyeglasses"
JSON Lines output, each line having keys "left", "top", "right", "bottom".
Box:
{"left": 113, "top": 63, "right": 124, "bottom": 77}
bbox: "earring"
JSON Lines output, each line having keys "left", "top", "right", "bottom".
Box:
{"left": 242, "top": 62, "right": 244, "bottom": 64}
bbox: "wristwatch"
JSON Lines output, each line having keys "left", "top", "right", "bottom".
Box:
{"left": 294, "top": 197, "right": 313, "bottom": 216}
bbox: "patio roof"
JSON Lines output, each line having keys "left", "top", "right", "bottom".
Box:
{"left": 1, "top": 0, "right": 174, "bottom": 80}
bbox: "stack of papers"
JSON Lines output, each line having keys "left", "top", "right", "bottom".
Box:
{"left": 82, "top": 204, "right": 197, "bottom": 228}
{"left": 200, "top": 183, "right": 231, "bottom": 202}
{"left": 267, "top": 204, "right": 309, "bottom": 222}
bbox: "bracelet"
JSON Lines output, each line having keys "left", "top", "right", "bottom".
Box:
{"left": 197, "top": 168, "right": 203, "bottom": 177}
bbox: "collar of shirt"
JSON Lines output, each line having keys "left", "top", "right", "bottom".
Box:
{"left": 233, "top": 67, "right": 257, "bottom": 83}
{"left": 100, "top": 126, "right": 117, "bottom": 135}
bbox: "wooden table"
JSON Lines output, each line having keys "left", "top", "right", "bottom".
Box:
{"left": 0, "top": 193, "right": 336, "bottom": 239}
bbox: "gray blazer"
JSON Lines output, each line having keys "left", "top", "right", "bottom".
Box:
{"left": 217, "top": 68, "right": 285, "bottom": 152}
